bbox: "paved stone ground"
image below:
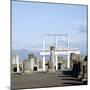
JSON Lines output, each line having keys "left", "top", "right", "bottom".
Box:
{"left": 11, "top": 70, "right": 86, "bottom": 90}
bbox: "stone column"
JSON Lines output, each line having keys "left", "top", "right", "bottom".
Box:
{"left": 55, "top": 55, "right": 58, "bottom": 70}
{"left": 16, "top": 55, "right": 20, "bottom": 73}
{"left": 67, "top": 53, "right": 70, "bottom": 69}
{"left": 48, "top": 46, "right": 55, "bottom": 72}
{"left": 55, "top": 35, "right": 58, "bottom": 70}
{"left": 28, "top": 54, "right": 34, "bottom": 71}
{"left": 42, "top": 56, "right": 45, "bottom": 71}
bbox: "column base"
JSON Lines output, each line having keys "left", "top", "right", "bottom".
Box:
{"left": 48, "top": 69, "right": 55, "bottom": 72}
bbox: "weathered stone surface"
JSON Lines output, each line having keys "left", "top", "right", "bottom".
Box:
{"left": 48, "top": 46, "right": 55, "bottom": 72}
{"left": 70, "top": 54, "right": 88, "bottom": 84}
{"left": 28, "top": 54, "right": 38, "bottom": 71}
{"left": 70, "top": 53, "right": 82, "bottom": 77}
{"left": 23, "top": 62, "right": 31, "bottom": 73}
{"left": 70, "top": 53, "right": 80, "bottom": 61}
{"left": 78, "top": 61, "right": 83, "bottom": 79}
{"left": 82, "top": 56, "right": 87, "bottom": 83}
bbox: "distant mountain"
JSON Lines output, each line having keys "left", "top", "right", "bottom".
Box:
{"left": 12, "top": 49, "right": 41, "bottom": 60}
{"left": 12, "top": 43, "right": 87, "bottom": 61}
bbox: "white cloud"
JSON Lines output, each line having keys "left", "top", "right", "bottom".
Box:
{"left": 73, "top": 20, "right": 87, "bottom": 33}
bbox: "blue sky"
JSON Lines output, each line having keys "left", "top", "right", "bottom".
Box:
{"left": 12, "top": 1, "right": 87, "bottom": 55}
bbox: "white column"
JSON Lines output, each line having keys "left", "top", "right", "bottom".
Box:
{"left": 67, "top": 54, "right": 70, "bottom": 69}
{"left": 42, "top": 56, "right": 45, "bottom": 71}
{"left": 16, "top": 55, "right": 20, "bottom": 73}
{"left": 67, "top": 35, "right": 70, "bottom": 69}
{"left": 55, "top": 55, "right": 58, "bottom": 70}
{"left": 30, "top": 58, "right": 34, "bottom": 71}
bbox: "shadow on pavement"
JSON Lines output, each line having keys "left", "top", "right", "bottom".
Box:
{"left": 61, "top": 78, "right": 80, "bottom": 82}
{"left": 58, "top": 70, "right": 87, "bottom": 86}
{"left": 62, "top": 70, "right": 79, "bottom": 77}
{"left": 62, "top": 82, "right": 84, "bottom": 86}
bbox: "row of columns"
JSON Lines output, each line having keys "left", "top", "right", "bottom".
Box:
{"left": 42, "top": 35, "right": 70, "bottom": 71}
{"left": 42, "top": 55, "right": 58, "bottom": 71}
{"left": 15, "top": 54, "right": 35, "bottom": 73}
{"left": 42, "top": 54, "right": 70, "bottom": 71}
{"left": 15, "top": 54, "right": 70, "bottom": 73}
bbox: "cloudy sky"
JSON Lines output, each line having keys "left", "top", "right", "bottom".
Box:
{"left": 12, "top": 1, "right": 87, "bottom": 55}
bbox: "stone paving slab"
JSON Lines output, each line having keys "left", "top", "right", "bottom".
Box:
{"left": 11, "top": 71, "right": 86, "bottom": 90}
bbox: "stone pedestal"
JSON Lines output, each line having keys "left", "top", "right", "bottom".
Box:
{"left": 28, "top": 54, "right": 34, "bottom": 71}
{"left": 48, "top": 46, "right": 55, "bottom": 72}
{"left": 23, "top": 62, "right": 31, "bottom": 74}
